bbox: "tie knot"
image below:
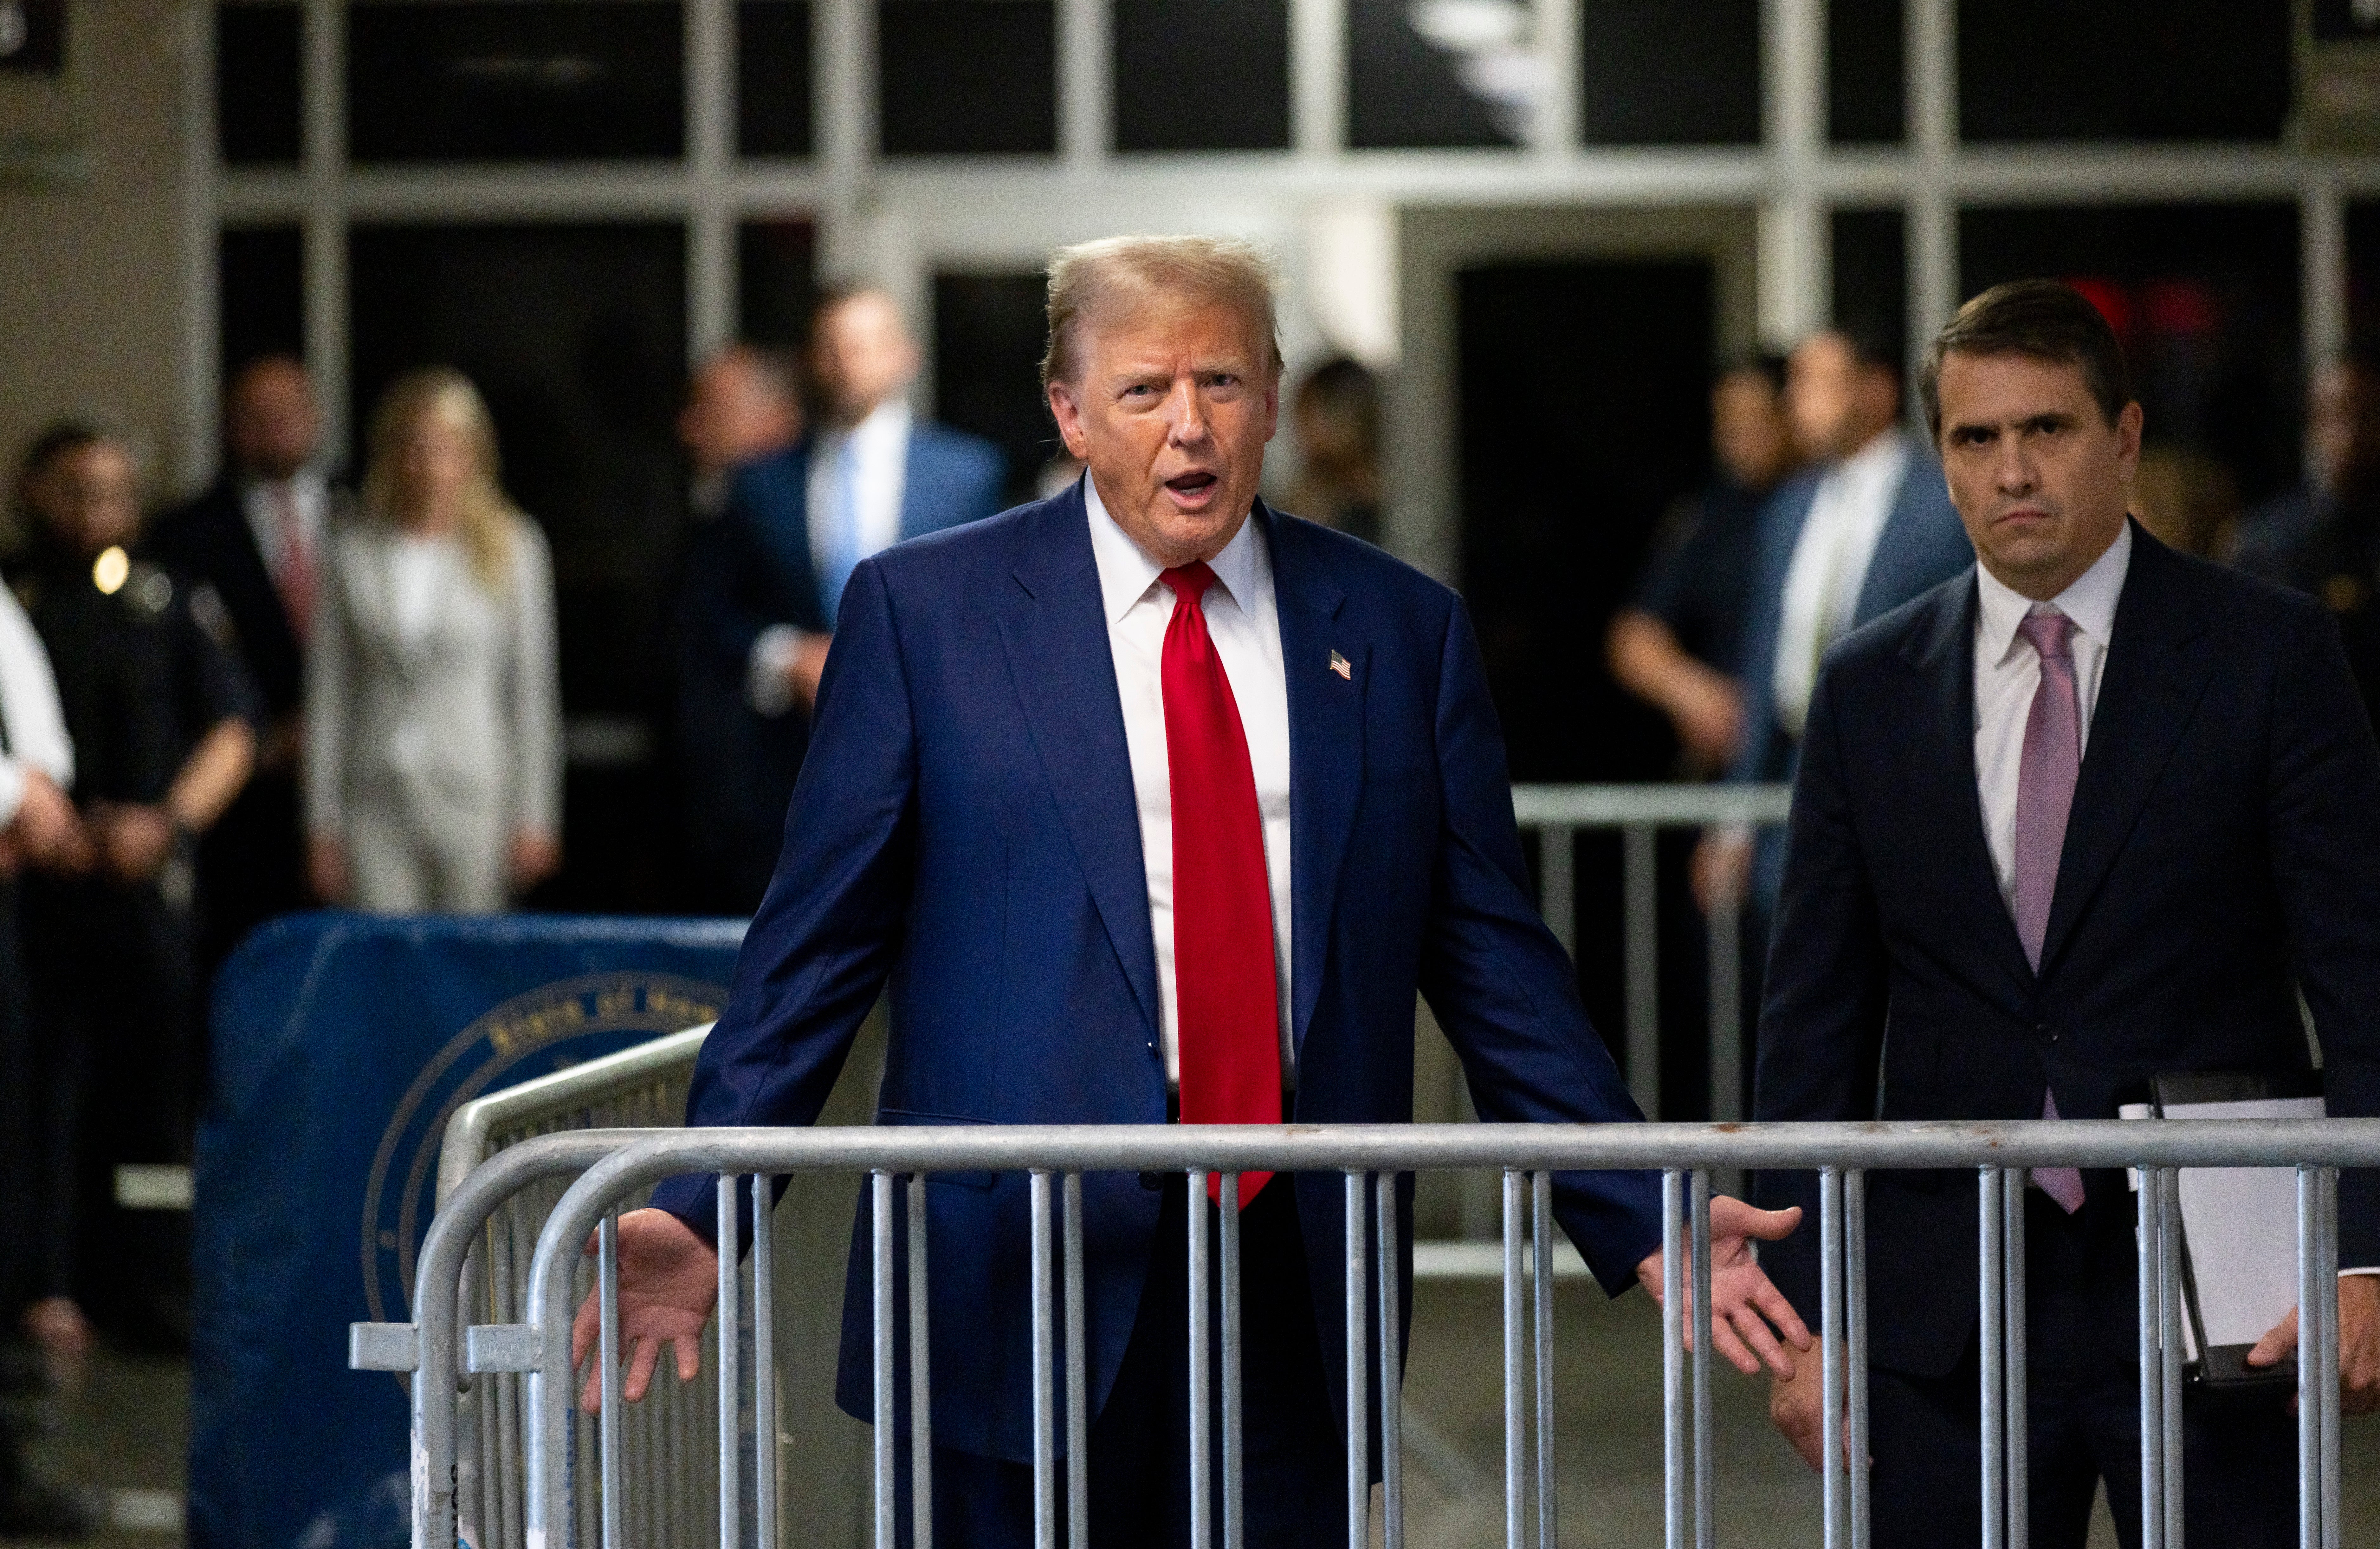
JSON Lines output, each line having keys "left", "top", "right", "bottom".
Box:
{"left": 1163, "top": 562, "right": 1217, "bottom": 608}
{"left": 2017, "top": 609, "right": 2074, "bottom": 664}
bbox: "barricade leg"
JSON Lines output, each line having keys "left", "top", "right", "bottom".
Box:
{"left": 1189, "top": 1170, "right": 1212, "bottom": 1549}
{"left": 753, "top": 1177, "right": 776, "bottom": 1549}
{"left": 873, "top": 1171, "right": 896, "bottom": 1549}
{"left": 1821, "top": 1167, "right": 1845, "bottom": 1549}
{"left": 1690, "top": 1171, "right": 1713, "bottom": 1549}
{"left": 907, "top": 1174, "right": 933, "bottom": 1549}
{"left": 1660, "top": 1169, "right": 1685, "bottom": 1549}
{"left": 2000, "top": 1170, "right": 2025, "bottom": 1549}
{"left": 1031, "top": 1170, "right": 1057, "bottom": 1549}
{"left": 1980, "top": 1171, "right": 2006, "bottom": 1549}
{"left": 1344, "top": 1170, "right": 1369, "bottom": 1549}
{"left": 1375, "top": 1172, "right": 1404, "bottom": 1549}
{"left": 2157, "top": 1168, "right": 2183, "bottom": 1549}
{"left": 2319, "top": 1167, "right": 2341, "bottom": 1549}
{"left": 1220, "top": 1174, "right": 1243, "bottom": 1549}
{"left": 2137, "top": 1169, "right": 2165, "bottom": 1549}
{"left": 1063, "top": 1173, "right": 1089, "bottom": 1549}
{"left": 1534, "top": 1170, "right": 1559, "bottom": 1549}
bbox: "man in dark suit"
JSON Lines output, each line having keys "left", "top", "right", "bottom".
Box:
{"left": 582, "top": 235, "right": 1810, "bottom": 1547}
{"left": 1756, "top": 280, "right": 2380, "bottom": 1548}
{"left": 685, "top": 288, "right": 1006, "bottom": 910}
{"left": 150, "top": 355, "right": 340, "bottom": 958}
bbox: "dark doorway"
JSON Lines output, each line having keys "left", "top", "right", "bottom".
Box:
{"left": 934, "top": 270, "right": 1054, "bottom": 506}
{"left": 347, "top": 221, "right": 691, "bottom": 914}
{"left": 1456, "top": 257, "right": 1718, "bottom": 1109}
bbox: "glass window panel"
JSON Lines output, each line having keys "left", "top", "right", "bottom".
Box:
{"left": 1959, "top": 1, "right": 2289, "bottom": 143}
{"left": 738, "top": 219, "right": 818, "bottom": 349}
{"left": 1827, "top": 0, "right": 1902, "bottom": 145}
{"left": 737, "top": 0, "right": 812, "bottom": 156}
{"left": 934, "top": 272, "right": 1048, "bottom": 504}
{"left": 878, "top": 0, "right": 1056, "bottom": 156}
{"left": 347, "top": 2, "right": 685, "bottom": 164}
{"left": 0, "top": 0, "right": 65, "bottom": 75}
{"left": 217, "top": 3, "right": 303, "bottom": 165}
{"left": 1114, "top": 0, "right": 1289, "bottom": 152}
{"left": 219, "top": 225, "right": 306, "bottom": 379}
{"left": 1959, "top": 204, "right": 2300, "bottom": 503}
{"left": 1579, "top": 0, "right": 1760, "bottom": 146}
{"left": 1348, "top": 0, "right": 1514, "bottom": 150}
{"left": 1831, "top": 208, "right": 1906, "bottom": 366}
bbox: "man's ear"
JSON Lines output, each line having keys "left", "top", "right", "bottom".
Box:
{"left": 1047, "top": 382, "right": 1090, "bottom": 459}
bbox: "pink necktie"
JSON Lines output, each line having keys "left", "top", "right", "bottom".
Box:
{"left": 2014, "top": 611, "right": 2086, "bottom": 1214}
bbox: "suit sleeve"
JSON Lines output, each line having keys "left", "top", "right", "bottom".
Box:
{"left": 648, "top": 556, "right": 920, "bottom": 1238}
{"left": 2265, "top": 601, "right": 2380, "bottom": 1267}
{"left": 1751, "top": 663, "right": 1889, "bottom": 1315}
{"left": 1416, "top": 596, "right": 1663, "bottom": 1296}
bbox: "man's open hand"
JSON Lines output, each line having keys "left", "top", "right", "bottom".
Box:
{"left": 1634, "top": 1197, "right": 1810, "bottom": 1377}
{"left": 2246, "top": 1272, "right": 2380, "bottom": 1416}
{"left": 570, "top": 1207, "right": 720, "bottom": 1412}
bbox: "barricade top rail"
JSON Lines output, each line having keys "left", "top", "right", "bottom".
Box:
{"left": 1510, "top": 782, "right": 1793, "bottom": 827}
{"left": 435, "top": 1023, "right": 714, "bottom": 1206}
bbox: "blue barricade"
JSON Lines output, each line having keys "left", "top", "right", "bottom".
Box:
{"left": 187, "top": 911, "right": 744, "bottom": 1549}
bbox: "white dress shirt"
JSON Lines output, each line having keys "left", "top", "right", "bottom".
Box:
{"left": 749, "top": 399, "right": 916, "bottom": 715}
{"left": 242, "top": 466, "right": 330, "bottom": 587}
{"left": 1084, "top": 476, "right": 1296, "bottom": 1088}
{"left": 1772, "top": 428, "right": 1913, "bottom": 737}
{"left": 0, "top": 580, "right": 74, "bottom": 828}
{"left": 1972, "top": 519, "right": 2131, "bottom": 912}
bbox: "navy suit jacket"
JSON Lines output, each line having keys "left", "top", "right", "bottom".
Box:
{"left": 1754, "top": 525, "right": 2380, "bottom": 1378}
{"left": 150, "top": 478, "right": 313, "bottom": 720}
{"left": 650, "top": 483, "right": 1662, "bottom": 1461}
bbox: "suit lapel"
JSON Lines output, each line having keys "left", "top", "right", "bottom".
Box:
{"left": 996, "top": 485, "right": 1162, "bottom": 1037}
{"left": 1265, "top": 508, "right": 1362, "bottom": 1052}
{"left": 1900, "top": 576, "right": 2037, "bottom": 1000}
{"left": 2037, "top": 527, "right": 2214, "bottom": 976}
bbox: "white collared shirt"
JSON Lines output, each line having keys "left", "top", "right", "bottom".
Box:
{"left": 0, "top": 580, "right": 74, "bottom": 828}
{"left": 242, "top": 466, "right": 330, "bottom": 588}
{"left": 806, "top": 396, "right": 913, "bottom": 589}
{"left": 1972, "top": 520, "right": 2131, "bottom": 913}
{"left": 1772, "top": 428, "right": 1913, "bottom": 737}
{"left": 1084, "top": 475, "right": 1296, "bottom": 1087}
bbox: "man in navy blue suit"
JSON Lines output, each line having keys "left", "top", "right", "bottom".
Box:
{"left": 1756, "top": 282, "right": 2380, "bottom": 1547}
{"left": 583, "top": 236, "right": 1808, "bottom": 1546}
{"left": 684, "top": 288, "right": 1006, "bottom": 909}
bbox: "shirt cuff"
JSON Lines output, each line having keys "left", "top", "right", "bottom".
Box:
{"left": 2340, "top": 1267, "right": 2380, "bottom": 1278}
{"left": 747, "top": 625, "right": 809, "bottom": 718}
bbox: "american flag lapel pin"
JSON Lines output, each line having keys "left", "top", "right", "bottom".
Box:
{"left": 1329, "top": 650, "right": 1352, "bottom": 680}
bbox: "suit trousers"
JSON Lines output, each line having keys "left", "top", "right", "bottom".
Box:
{"left": 1869, "top": 1188, "right": 2298, "bottom": 1549}
{"left": 345, "top": 793, "right": 506, "bottom": 915}
{"left": 891, "top": 1175, "right": 1348, "bottom": 1549}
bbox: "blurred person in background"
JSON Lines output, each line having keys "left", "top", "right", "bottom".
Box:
{"left": 670, "top": 345, "right": 803, "bottom": 914}
{"left": 1696, "top": 323, "right": 1972, "bottom": 916}
{"left": 8, "top": 423, "right": 257, "bottom": 1355}
{"left": 1285, "top": 355, "right": 1381, "bottom": 544}
{"left": 689, "top": 286, "right": 1002, "bottom": 909}
{"left": 2233, "top": 352, "right": 2380, "bottom": 721}
{"left": 2126, "top": 443, "right": 2238, "bottom": 559}
{"left": 306, "top": 368, "right": 561, "bottom": 914}
{"left": 151, "top": 355, "right": 345, "bottom": 970}
{"left": 1608, "top": 354, "right": 1799, "bottom": 775}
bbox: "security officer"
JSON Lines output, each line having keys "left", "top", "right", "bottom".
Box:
{"left": 7, "top": 422, "right": 255, "bottom": 1352}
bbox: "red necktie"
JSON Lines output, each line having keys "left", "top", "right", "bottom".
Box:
{"left": 1160, "top": 563, "right": 1282, "bottom": 1204}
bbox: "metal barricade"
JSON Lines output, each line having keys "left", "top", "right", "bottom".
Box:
{"left": 359, "top": 1117, "right": 2374, "bottom": 1549}
{"left": 1511, "top": 783, "right": 1793, "bottom": 1124}
{"left": 432, "top": 1024, "right": 717, "bottom": 1549}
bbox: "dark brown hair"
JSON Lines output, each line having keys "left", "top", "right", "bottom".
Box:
{"left": 1919, "top": 279, "right": 2135, "bottom": 441}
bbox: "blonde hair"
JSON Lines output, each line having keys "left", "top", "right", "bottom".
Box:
{"left": 361, "top": 367, "right": 521, "bottom": 591}
{"left": 1040, "top": 234, "right": 1286, "bottom": 389}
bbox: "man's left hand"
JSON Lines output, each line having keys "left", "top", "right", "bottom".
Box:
{"left": 93, "top": 804, "right": 176, "bottom": 884}
{"left": 1635, "top": 1197, "right": 1811, "bottom": 1377}
{"left": 2247, "top": 1274, "right": 2380, "bottom": 1415}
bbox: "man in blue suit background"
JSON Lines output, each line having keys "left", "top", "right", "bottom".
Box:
{"left": 685, "top": 287, "right": 1006, "bottom": 909}
{"left": 588, "top": 236, "right": 1808, "bottom": 1546}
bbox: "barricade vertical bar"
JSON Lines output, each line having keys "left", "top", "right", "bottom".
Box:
{"left": 2298, "top": 1166, "right": 2320, "bottom": 1549}
{"left": 1508, "top": 1168, "right": 1533, "bottom": 1549}
{"left": 1691, "top": 1171, "right": 1714, "bottom": 1549}
{"left": 599, "top": 1214, "right": 623, "bottom": 1549}
{"left": 1661, "top": 1169, "right": 1686, "bottom": 1549}
{"left": 2151, "top": 1161, "right": 2170, "bottom": 1549}
{"left": 1821, "top": 1167, "right": 1845, "bottom": 1549}
{"left": 1533, "top": 1170, "right": 1558, "bottom": 1549}
{"left": 1189, "top": 1171, "right": 1212, "bottom": 1549}
{"left": 2317, "top": 1167, "right": 2341, "bottom": 1549}
{"left": 1344, "top": 1170, "right": 1369, "bottom": 1549}
{"left": 1375, "top": 1172, "right": 1404, "bottom": 1549}
{"left": 1031, "top": 1171, "right": 1057, "bottom": 1549}
{"left": 2157, "top": 1168, "right": 2183, "bottom": 1549}
{"left": 1064, "top": 1172, "right": 1089, "bottom": 1549}
{"left": 2000, "top": 1169, "right": 2025, "bottom": 1549}
{"left": 1220, "top": 1174, "right": 1244, "bottom": 1549}
{"left": 1540, "top": 824, "right": 1575, "bottom": 956}
{"left": 717, "top": 1177, "right": 741, "bottom": 1549}
{"left": 1979, "top": 1170, "right": 2006, "bottom": 1549}
{"left": 1624, "top": 822, "right": 1661, "bottom": 1118}
{"left": 753, "top": 1178, "right": 777, "bottom": 1549}
{"left": 908, "top": 1174, "right": 934, "bottom": 1549}
{"left": 1848, "top": 1170, "right": 1871, "bottom": 1549}
{"left": 873, "top": 1171, "right": 896, "bottom": 1549}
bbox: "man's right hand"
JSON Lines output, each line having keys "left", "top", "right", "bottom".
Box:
{"left": 11, "top": 772, "right": 91, "bottom": 874}
{"left": 570, "top": 1207, "right": 720, "bottom": 1412}
{"left": 788, "top": 634, "right": 831, "bottom": 709}
{"left": 1769, "top": 1337, "right": 1859, "bottom": 1472}
{"left": 1692, "top": 828, "right": 1753, "bottom": 916}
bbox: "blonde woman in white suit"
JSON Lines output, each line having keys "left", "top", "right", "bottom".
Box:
{"left": 307, "top": 368, "right": 562, "bottom": 914}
